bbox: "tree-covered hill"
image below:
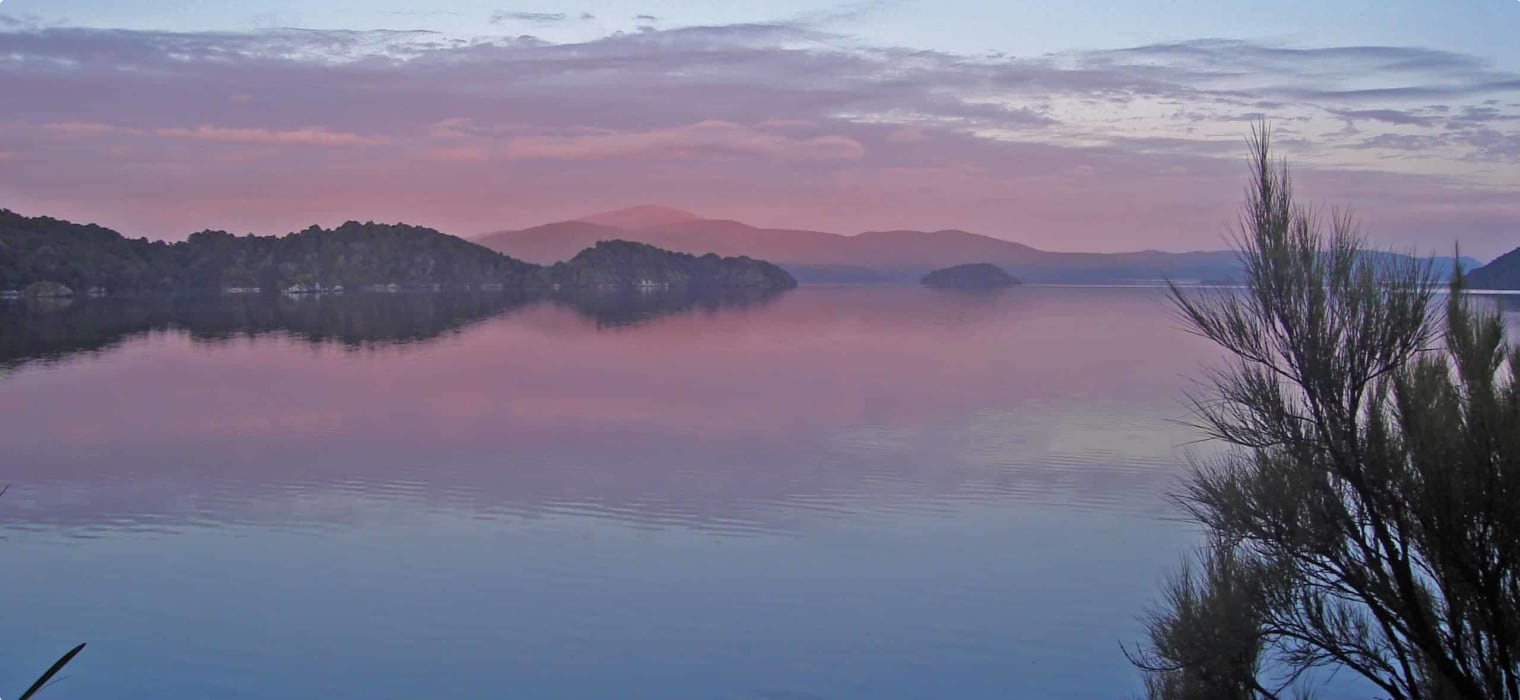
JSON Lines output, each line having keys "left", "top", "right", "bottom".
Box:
{"left": 920, "top": 262, "right": 1021, "bottom": 289}
{"left": 0, "top": 210, "right": 174, "bottom": 293}
{"left": 1467, "top": 245, "right": 1520, "bottom": 290}
{"left": 545, "top": 240, "right": 798, "bottom": 291}
{"left": 0, "top": 210, "right": 796, "bottom": 296}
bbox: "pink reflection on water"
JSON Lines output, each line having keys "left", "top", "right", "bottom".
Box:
{"left": 0, "top": 287, "right": 1219, "bottom": 531}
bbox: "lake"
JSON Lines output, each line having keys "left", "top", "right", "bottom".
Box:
{"left": 4, "top": 286, "right": 1511, "bottom": 699}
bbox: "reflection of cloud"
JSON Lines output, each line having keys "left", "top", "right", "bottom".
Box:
{"left": 0, "top": 287, "right": 1210, "bottom": 533}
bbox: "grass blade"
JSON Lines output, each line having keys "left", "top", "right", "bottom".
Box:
{"left": 17, "top": 643, "right": 86, "bottom": 700}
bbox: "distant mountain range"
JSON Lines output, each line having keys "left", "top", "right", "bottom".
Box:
{"left": 479, "top": 205, "right": 1484, "bottom": 285}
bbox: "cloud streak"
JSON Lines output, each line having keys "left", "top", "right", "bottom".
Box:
{"left": 155, "top": 126, "right": 386, "bottom": 146}
{"left": 434, "top": 120, "right": 865, "bottom": 162}
{"left": 489, "top": 11, "right": 569, "bottom": 25}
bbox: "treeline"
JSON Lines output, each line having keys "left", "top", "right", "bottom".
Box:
{"left": 0, "top": 210, "right": 796, "bottom": 296}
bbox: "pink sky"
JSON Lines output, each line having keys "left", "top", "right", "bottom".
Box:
{"left": 1, "top": 22, "right": 1517, "bottom": 257}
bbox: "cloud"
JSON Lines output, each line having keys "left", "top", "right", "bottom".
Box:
{"left": 154, "top": 126, "right": 386, "bottom": 147}
{"left": 494, "top": 121, "right": 865, "bottom": 161}
{"left": 1329, "top": 108, "right": 1437, "bottom": 127}
{"left": 0, "top": 23, "right": 1514, "bottom": 255}
{"left": 885, "top": 125, "right": 926, "bottom": 143}
{"left": 39, "top": 121, "right": 133, "bottom": 137}
{"left": 490, "top": 11, "right": 568, "bottom": 25}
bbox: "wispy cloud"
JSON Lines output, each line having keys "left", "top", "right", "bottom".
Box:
{"left": 490, "top": 11, "right": 569, "bottom": 25}
{"left": 499, "top": 121, "right": 865, "bottom": 161}
{"left": 156, "top": 126, "right": 386, "bottom": 146}
{"left": 0, "top": 23, "right": 1515, "bottom": 255}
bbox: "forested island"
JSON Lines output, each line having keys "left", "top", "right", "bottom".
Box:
{"left": 920, "top": 263, "right": 1021, "bottom": 289}
{"left": 0, "top": 209, "right": 796, "bottom": 298}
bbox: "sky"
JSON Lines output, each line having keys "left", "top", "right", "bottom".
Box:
{"left": 0, "top": 0, "right": 1517, "bottom": 256}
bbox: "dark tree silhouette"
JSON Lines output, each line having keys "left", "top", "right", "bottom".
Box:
{"left": 1129, "top": 125, "right": 1520, "bottom": 700}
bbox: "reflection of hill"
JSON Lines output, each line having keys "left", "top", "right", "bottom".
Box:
{"left": 1, "top": 288, "right": 788, "bottom": 369}
{"left": 0, "top": 286, "right": 1213, "bottom": 536}
{"left": 554, "top": 286, "right": 787, "bottom": 328}
{"left": 0, "top": 293, "right": 536, "bottom": 371}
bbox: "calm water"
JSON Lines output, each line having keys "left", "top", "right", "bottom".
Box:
{"left": 4, "top": 287, "right": 1509, "bottom": 699}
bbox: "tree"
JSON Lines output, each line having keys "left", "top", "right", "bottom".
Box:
{"left": 1128, "top": 124, "right": 1520, "bottom": 700}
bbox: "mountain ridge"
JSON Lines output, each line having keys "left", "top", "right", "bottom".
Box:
{"left": 480, "top": 208, "right": 1478, "bottom": 284}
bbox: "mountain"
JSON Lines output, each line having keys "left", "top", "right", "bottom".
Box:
{"left": 921, "top": 263, "right": 1021, "bottom": 289}
{"left": 477, "top": 210, "right": 1236, "bottom": 283}
{"left": 1467, "top": 247, "right": 1520, "bottom": 290}
{"left": 578, "top": 205, "right": 704, "bottom": 230}
{"left": 0, "top": 209, "right": 795, "bottom": 297}
{"left": 478, "top": 210, "right": 1482, "bottom": 285}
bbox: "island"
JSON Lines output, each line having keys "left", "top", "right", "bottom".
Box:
{"left": 0, "top": 209, "right": 796, "bottom": 298}
{"left": 920, "top": 263, "right": 1022, "bottom": 289}
{"left": 546, "top": 240, "right": 797, "bottom": 292}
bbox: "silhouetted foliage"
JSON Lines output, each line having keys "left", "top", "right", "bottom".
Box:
{"left": 15, "top": 643, "right": 86, "bottom": 700}
{"left": 1130, "top": 125, "right": 1520, "bottom": 700}
{"left": 1, "top": 486, "right": 86, "bottom": 699}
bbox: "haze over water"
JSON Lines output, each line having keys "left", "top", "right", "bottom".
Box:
{"left": 2, "top": 287, "right": 1515, "bottom": 699}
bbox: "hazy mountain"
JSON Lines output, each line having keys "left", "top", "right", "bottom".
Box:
{"left": 478, "top": 207, "right": 1482, "bottom": 285}
{"left": 578, "top": 205, "right": 705, "bottom": 230}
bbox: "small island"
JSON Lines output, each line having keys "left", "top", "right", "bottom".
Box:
{"left": 547, "top": 240, "right": 796, "bottom": 292}
{"left": 920, "top": 263, "right": 1021, "bottom": 289}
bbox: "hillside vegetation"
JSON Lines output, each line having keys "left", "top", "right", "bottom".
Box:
{"left": 0, "top": 209, "right": 795, "bottom": 296}
{"left": 1467, "top": 245, "right": 1520, "bottom": 290}
{"left": 547, "top": 240, "right": 796, "bottom": 291}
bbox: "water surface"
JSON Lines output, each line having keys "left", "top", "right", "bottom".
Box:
{"left": 7, "top": 287, "right": 1502, "bottom": 699}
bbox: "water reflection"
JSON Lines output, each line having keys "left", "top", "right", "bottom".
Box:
{"left": 0, "top": 287, "right": 788, "bottom": 370}
{"left": 553, "top": 286, "right": 790, "bottom": 329}
{"left": 13, "top": 286, "right": 1507, "bottom": 699}
{"left": 0, "top": 286, "right": 1216, "bottom": 536}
